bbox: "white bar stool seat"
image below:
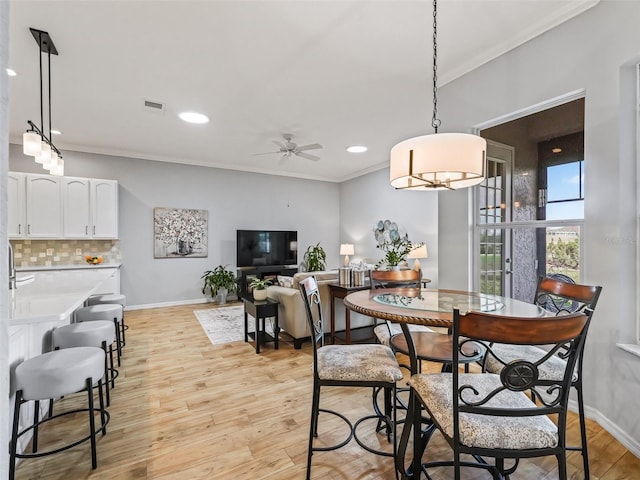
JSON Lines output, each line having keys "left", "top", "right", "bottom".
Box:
{"left": 76, "top": 304, "right": 124, "bottom": 366}
{"left": 87, "top": 294, "right": 128, "bottom": 350}
{"left": 9, "top": 347, "right": 110, "bottom": 480}
{"left": 53, "top": 321, "right": 119, "bottom": 406}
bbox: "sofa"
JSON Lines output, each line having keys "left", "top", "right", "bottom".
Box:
{"left": 266, "top": 270, "right": 374, "bottom": 349}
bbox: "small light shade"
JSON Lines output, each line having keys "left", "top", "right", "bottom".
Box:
{"left": 43, "top": 150, "right": 58, "bottom": 170}
{"left": 23, "top": 131, "right": 41, "bottom": 156}
{"left": 407, "top": 244, "right": 428, "bottom": 271}
{"left": 51, "top": 157, "right": 64, "bottom": 176}
{"left": 339, "top": 244, "right": 355, "bottom": 256}
{"left": 390, "top": 133, "right": 487, "bottom": 190}
{"left": 35, "top": 142, "right": 51, "bottom": 165}
{"left": 340, "top": 243, "right": 354, "bottom": 267}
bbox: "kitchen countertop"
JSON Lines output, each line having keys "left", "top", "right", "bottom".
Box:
{"left": 17, "top": 263, "right": 122, "bottom": 272}
{"left": 9, "top": 268, "right": 119, "bottom": 326}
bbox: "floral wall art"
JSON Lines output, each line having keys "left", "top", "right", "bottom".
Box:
{"left": 154, "top": 207, "right": 208, "bottom": 258}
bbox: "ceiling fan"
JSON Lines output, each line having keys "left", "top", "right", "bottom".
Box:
{"left": 253, "top": 133, "right": 322, "bottom": 163}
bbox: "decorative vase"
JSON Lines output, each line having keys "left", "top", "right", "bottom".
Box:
{"left": 217, "top": 287, "right": 228, "bottom": 305}
{"left": 391, "top": 265, "right": 400, "bottom": 271}
{"left": 253, "top": 288, "right": 268, "bottom": 301}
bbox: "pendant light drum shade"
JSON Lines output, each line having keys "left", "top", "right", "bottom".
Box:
{"left": 390, "top": 132, "right": 487, "bottom": 190}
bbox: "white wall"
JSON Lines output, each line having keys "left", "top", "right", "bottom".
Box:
{"left": 9, "top": 147, "right": 341, "bottom": 307}
{"left": 1, "top": 1, "right": 10, "bottom": 477}
{"left": 340, "top": 168, "right": 439, "bottom": 286}
{"left": 435, "top": 0, "right": 640, "bottom": 452}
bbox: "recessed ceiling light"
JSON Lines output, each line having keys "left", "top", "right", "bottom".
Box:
{"left": 6, "top": 68, "right": 17, "bottom": 76}
{"left": 346, "top": 145, "right": 367, "bottom": 153}
{"left": 552, "top": 147, "right": 562, "bottom": 153}
{"left": 50, "top": 129, "right": 61, "bottom": 135}
{"left": 179, "top": 112, "right": 209, "bottom": 124}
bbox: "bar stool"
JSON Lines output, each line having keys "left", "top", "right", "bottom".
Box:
{"left": 53, "top": 321, "right": 119, "bottom": 406}
{"left": 88, "top": 294, "right": 127, "bottom": 350}
{"left": 9, "top": 347, "right": 110, "bottom": 480}
{"left": 76, "top": 303, "right": 124, "bottom": 367}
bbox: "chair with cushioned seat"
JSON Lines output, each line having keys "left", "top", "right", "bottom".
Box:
{"left": 401, "top": 307, "right": 592, "bottom": 480}
{"left": 52, "top": 320, "right": 119, "bottom": 406}
{"left": 482, "top": 276, "right": 601, "bottom": 478}
{"left": 88, "top": 293, "right": 127, "bottom": 350}
{"left": 299, "top": 275, "right": 403, "bottom": 480}
{"left": 9, "top": 347, "right": 110, "bottom": 480}
{"left": 76, "top": 303, "right": 124, "bottom": 367}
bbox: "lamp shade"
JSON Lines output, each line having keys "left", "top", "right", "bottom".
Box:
{"left": 390, "top": 133, "right": 487, "bottom": 190}
{"left": 35, "top": 142, "right": 51, "bottom": 165}
{"left": 407, "top": 244, "right": 428, "bottom": 259}
{"left": 23, "top": 131, "right": 41, "bottom": 156}
{"left": 339, "top": 244, "right": 355, "bottom": 256}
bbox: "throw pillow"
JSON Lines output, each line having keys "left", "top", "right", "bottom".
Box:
{"left": 277, "top": 275, "right": 294, "bottom": 288}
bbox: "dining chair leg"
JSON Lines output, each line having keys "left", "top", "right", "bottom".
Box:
{"left": 306, "top": 382, "right": 320, "bottom": 480}
{"left": 576, "top": 379, "right": 590, "bottom": 478}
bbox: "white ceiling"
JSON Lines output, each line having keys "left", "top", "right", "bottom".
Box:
{"left": 7, "top": 0, "right": 598, "bottom": 183}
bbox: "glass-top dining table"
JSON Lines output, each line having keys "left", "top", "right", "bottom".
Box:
{"left": 343, "top": 287, "right": 551, "bottom": 330}
{"left": 343, "top": 287, "right": 554, "bottom": 479}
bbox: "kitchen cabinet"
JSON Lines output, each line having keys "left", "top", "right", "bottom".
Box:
{"left": 10, "top": 172, "right": 118, "bottom": 239}
{"left": 8, "top": 172, "right": 26, "bottom": 238}
{"left": 62, "top": 177, "right": 118, "bottom": 238}
{"left": 91, "top": 179, "right": 118, "bottom": 238}
{"left": 26, "top": 174, "right": 62, "bottom": 238}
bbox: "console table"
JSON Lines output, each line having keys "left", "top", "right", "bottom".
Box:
{"left": 243, "top": 296, "right": 280, "bottom": 354}
{"left": 328, "top": 282, "right": 370, "bottom": 344}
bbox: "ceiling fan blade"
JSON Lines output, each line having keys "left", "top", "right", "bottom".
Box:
{"left": 296, "top": 151, "right": 320, "bottom": 161}
{"left": 296, "top": 143, "right": 323, "bottom": 152}
{"left": 252, "top": 151, "right": 281, "bottom": 156}
{"left": 272, "top": 140, "right": 286, "bottom": 149}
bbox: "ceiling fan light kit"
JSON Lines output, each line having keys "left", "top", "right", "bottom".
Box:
{"left": 254, "top": 133, "right": 323, "bottom": 163}
{"left": 389, "top": 0, "right": 486, "bottom": 191}
{"left": 22, "top": 28, "right": 64, "bottom": 176}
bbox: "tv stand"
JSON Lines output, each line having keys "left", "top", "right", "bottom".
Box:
{"left": 237, "top": 265, "right": 298, "bottom": 296}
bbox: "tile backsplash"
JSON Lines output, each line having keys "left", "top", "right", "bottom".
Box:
{"left": 10, "top": 239, "right": 122, "bottom": 268}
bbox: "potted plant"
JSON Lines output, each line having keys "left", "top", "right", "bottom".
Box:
{"left": 375, "top": 233, "right": 416, "bottom": 270}
{"left": 201, "top": 265, "right": 237, "bottom": 304}
{"left": 249, "top": 277, "right": 272, "bottom": 301}
{"left": 303, "top": 242, "right": 327, "bottom": 272}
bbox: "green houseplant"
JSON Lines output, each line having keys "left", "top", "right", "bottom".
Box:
{"left": 249, "top": 277, "right": 272, "bottom": 301}
{"left": 303, "top": 243, "right": 327, "bottom": 272}
{"left": 201, "top": 265, "right": 237, "bottom": 304}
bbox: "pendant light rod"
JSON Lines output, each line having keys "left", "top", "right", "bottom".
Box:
{"left": 388, "top": 0, "right": 486, "bottom": 191}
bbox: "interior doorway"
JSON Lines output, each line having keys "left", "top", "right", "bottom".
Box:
{"left": 475, "top": 96, "right": 585, "bottom": 301}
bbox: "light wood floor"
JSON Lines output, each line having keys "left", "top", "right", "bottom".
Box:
{"left": 13, "top": 303, "right": 640, "bottom": 479}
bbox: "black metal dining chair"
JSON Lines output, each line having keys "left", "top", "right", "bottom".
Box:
{"left": 401, "top": 307, "right": 592, "bottom": 479}
{"left": 299, "top": 275, "right": 403, "bottom": 480}
{"left": 482, "top": 276, "right": 601, "bottom": 478}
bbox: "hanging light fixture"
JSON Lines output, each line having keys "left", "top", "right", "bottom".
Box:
{"left": 22, "top": 28, "right": 63, "bottom": 176}
{"left": 390, "top": 0, "right": 486, "bottom": 191}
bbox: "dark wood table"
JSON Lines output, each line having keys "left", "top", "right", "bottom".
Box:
{"left": 327, "top": 282, "right": 370, "bottom": 344}
{"left": 242, "top": 296, "right": 279, "bottom": 354}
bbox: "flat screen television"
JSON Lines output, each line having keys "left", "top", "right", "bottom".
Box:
{"left": 236, "top": 230, "right": 298, "bottom": 268}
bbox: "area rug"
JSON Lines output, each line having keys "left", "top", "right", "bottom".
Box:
{"left": 194, "top": 305, "right": 246, "bottom": 345}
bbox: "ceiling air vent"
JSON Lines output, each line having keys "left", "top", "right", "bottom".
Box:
{"left": 144, "top": 99, "right": 164, "bottom": 113}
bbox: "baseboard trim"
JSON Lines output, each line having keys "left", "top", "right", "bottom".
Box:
{"left": 584, "top": 404, "right": 640, "bottom": 458}
{"left": 126, "top": 296, "right": 239, "bottom": 311}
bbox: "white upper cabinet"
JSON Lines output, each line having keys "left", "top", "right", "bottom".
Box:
{"left": 8, "top": 172, "right": 26, "bottom": 238}
{"left": 91, "top": 179, "right": 118, "bottom": 238}
{"left": 62, "top": 177, "right": 91, "bottom": 238}
{"left": 10, "top": 172, "right": 119, "bottom": 239}
{"left": 26, "top": 174, "right": 63, "bottom": 238}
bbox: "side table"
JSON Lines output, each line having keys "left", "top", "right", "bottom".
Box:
{"left": 242, "top": 296, "right": 280, "bottom": 354}
{"left": 328, "top": 282, "right": 370, "bottom": 345}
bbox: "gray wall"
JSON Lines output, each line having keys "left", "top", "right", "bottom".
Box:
{"left": 9, "top": 147, "right": 341, "bottom": 307}
{"left": 340, "top": 168, "right": 439, "bottom": 286}
{"left": 434, "top": 0, "right": 640, "bottom": 451}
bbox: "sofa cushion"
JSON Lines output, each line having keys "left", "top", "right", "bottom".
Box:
{"left": 277, "top": 275, "right": 294, "bottom": 288}
{"left": 292, "top": 270, "right": 339, "bottom": 290}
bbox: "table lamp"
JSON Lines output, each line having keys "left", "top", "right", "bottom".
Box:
{"left": 407, "top": 244, "right": 428, "bottom": 271}
{"left": 340, "top": 244, "right": 354, "bottom": 267}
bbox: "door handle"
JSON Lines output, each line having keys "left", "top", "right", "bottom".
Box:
{"left": 27, "top": 224, "right": 31, "bottom": 235}
{"left": 86, "top": 225, "right": 89, "bottom": 235}
{"left": 18, "top": 224, "right": 21, "bottom": 234}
